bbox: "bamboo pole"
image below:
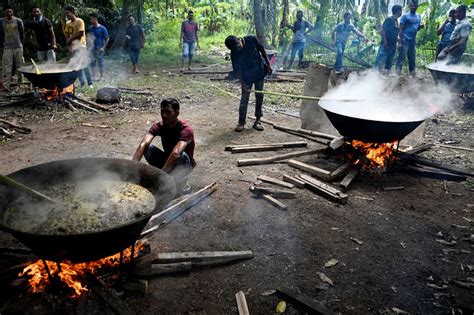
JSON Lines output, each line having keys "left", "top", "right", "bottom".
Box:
{"left": 0, "top": 175, "right": 57, "bottom": 203}
{"left": 253, "top": 90, "right": 361, "bottom": 102}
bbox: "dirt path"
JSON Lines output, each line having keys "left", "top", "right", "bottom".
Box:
{"left": 0, "top": 69, "right": 473, "bottom": 314}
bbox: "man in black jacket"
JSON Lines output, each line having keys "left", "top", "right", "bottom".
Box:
{"left": 225, "top": 35, "right": 272, "bottom": 132}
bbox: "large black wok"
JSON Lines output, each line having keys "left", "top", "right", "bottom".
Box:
{"left": 426, "top": 64, "right": 474, "bottom": 94}
{"left": 0, "top": 158, "right": 175, "bottom": 262}
{"left": 319, "top": 101, "right": 426, "bottom": 143}
{"left": 19, "top": 65, "right": 80, "bottom": 90}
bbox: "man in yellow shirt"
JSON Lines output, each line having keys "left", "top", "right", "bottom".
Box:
{"left": 63, "top": 6, "right": 92, "bottom": 87}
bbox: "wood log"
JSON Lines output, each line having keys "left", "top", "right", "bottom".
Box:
{"left": 72, "top": 95, "right": 110, "bottom": 111}
{"left": 81, "top": 123, "right": 110, "bottom": 129}
{"left": 153, "top": 251, "right": 253, "bottom": 265}
{"left": 329, "top": 137, "right": 345, "bottom": 151}
{"left": 226, "top": 141, "right": 308, "bottom": 153}
{"left": 282, "top": 175, "right": 306, "bottom": 188}
{"left": 279, "top": 129, "right": 331, "bottom": 145}
{"left": 89, "top": 277, "right": 132, "bottom": 314}
{"left": 249, "top": 185, "right": 296, "bottom": 198}
{"left": 273, "top": 124, "right": 337, "bottom": 140}
{"left": 299, "top": 174, "right": 348, "bottom": 204}
{"left": 133, "top": 262, "right": 192, "bottom": 276}
{"left": 0, "top": 119, "right": 31, "bottom": 134}
{"left": 340, "top": 167, "right": 360, "bottom": 190}
{"left": 237, "top": 149, "right": 323, "bottom": 167}
{"left": 400, "top": 164, "right": 467, "bottom": 182}
{"left": 0, "top": 96, "right": 36, "bottom": 108}
{"left": 328, "top": 161, "right": 353, "bottom": 180}
{"left": 235, "top": 290, "right": 250, "bottom": 315}
{"left": 0, "top": 127, "right": 12, "bottom": 137}
{"left": 262, "top": 194, "right": 288, "bottom": 210}
{"left": 247, "top": 116, "right": 275, "bottom": 125}
{"left": 257, "top": 175, "right": 294, "bottom": 189}
{"left": 123, "top": 279, "right": 149, "bottom": 294}
{"left": 275, "top": 288, "right": 334, "bottom": 315}
{"left": 66, "top": 102, "right": 76, "bottom": 111}
{"left": 437, "top": 144, "right": 474, "bottom": 153}
{"left": 403, "top": 143, "right": 433, "bottom": 155}
{"left": 66, "top": 98, "right": 100, "bottom": 113}
{"left": 287, "top": 160, "right": 331, "bottom": 180}
{"left": 182, "top": 70, "right": 230, "bottom": 75}
{"left": 398, "top": 152, "right": 474, "bottom": 177}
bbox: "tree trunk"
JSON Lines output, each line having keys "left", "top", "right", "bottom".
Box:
{"left": 110, "top": 0, "right": 134, "bottom": 50}
{"left": 278, "top": 0, "right": 289, "bottom": 47}
{"left": 314, "top": 0, "right": 330, "bottom": 37}
{"left": 253, "top": 0, "right": 271, "bottom": 48}
{"left": 137, "top": 0, "right": 144, "bottom": 26}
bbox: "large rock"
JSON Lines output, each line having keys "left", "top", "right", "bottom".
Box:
{"left": 300, "top": 63, "right": 340, "bottom": 136}
{"left": 96, "top": 87, "right": 121, "bottom": 104}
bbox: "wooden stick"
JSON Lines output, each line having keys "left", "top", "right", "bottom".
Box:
{"left": 257, "top": 175, "right": 294, "bottom": 189}
{"left": 278, "top": 129, "right": 331, "bottom": 145}
{"left": 253, "top": 90, "right": 361, "bottom": 102}
{"left": 0, "top": 96, "right": 36, "bottom": 108}
{"left": 66, "top": 102, "right": 76, "bottom": 111}
{"left": 250, "top": 185, "right": 296, "bottom": 198}
{"left": 299, "top": 174, "right": 349, "bottom": 204}
{"left": 273, "top": 124, "right": 337, "bottom": 140}
{"left": 403, "top": 143, "right": 433, "bottom": 155}
{"left": 329, "top": 137, "right": 345, "bottom": 151}
{"left": 287, "top": 160, "right": 332, "bottom": 180}
{"left": 226, "top": 141, "right": 308, "bottom": 153}
{"left": 81, "top": 123, "right": 110, "bottom": 129}
{"left": 282, "top": 175, "right": 306, "bottom": 188}
{"left": 400, "top": 164, "right": 466, "bottom": 182}
{"left": 328, "top": 161, "right": 353, "bottom": 180}
{"left": 437, "top": 144, "right": 474, "bottom": 153}
{"left": 235, "top": 291, "right": 250, "bottom": 315}
{"left": 0, "top": 174, "right": 57, "bottom": 203}
{"left": 71, "top": 95, "right": 110, "bottom": 111}
{"left": 340, "top": 167, "right": 360, "bottom": 190}
{"left": 237, "top": 149, "right": 323, "bottom": 167}
{"left": 153, "top": 251, "right": 254, "bottom": 265}
{"left": 133, "top": 262, "right": 192, "bottom": 276}
{"left": 0, "top": 127, "right": 12, "bottom": 137}
{"left": 0, "top": 119, "right": 31, "bottom": 133}
{"left": 141, "top": 182, "right": 217, "bottom": 236}
{"left": 262, "top": 194, "right": 288, "bottom": 210}
{"left": 66, "top": 97, "right": 100, "bottom": 113}
{"left": 123, "top": 279, "right": 149, "bottom": 294}
{"left": 398, "top": 152, "right": 474, "bottom": 177}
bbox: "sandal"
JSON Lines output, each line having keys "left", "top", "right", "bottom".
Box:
{"left": 253, "top": 121, "right": 264, "bottom": 131}
{"left": 235, "top": 124, "right": 244, "bottom": 132}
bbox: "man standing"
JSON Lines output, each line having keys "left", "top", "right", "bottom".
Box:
{"left": 133, "top": 98, "right": 195, "bottom": 192}
{"left": 180, "top": 10, "right": 199, "bottom": 71}
{"left": 225, "top": 35, "right": 272, "bottom": 132}
{"left": 441, "top": 5, "right": 472, "bottom": 65}
{"left": 332, "top": 12, "right": 367, "bottom": 73}
{"left": 0, "top": 5, "right": 24, "bottom": 92}
{"left": 286, "top": 10, "right": 313, "bottom": 69}
{"left": 28, "top": 5, "right": 57, "bottom": 63}
{"left": 435, "top": 10, "right": 456, "bottom": 60}
{"left": 88, "top": 13, "right": 109, "bottom": 81}
{"left": 126, "top": 15, "right": 145, "bottom": 74}
{"left": 63, "top": 5, "right": 93, "bottom": 87}
{"left": 374, "top": 5, "right": 402, "bottom": 74}
{"left": 396, "top": 1, "right": 424, "bottom": 77}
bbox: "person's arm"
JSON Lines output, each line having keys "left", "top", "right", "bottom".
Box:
{"left": 437, "top": 20, "right": 448, "bottom": 36}
{"left": 101, "top": 28, "right": 109, "bottom": 51}
{"left": 305, "top": 21, "right": 313, "bottom": 34}
{"left": 132, "top": 133, "right": 154, "bottom": 161}
{"left": 195, "top": 23, "right": 200, "bottom": 49}
{"left": 162, "top": 141, "right": 188, "bottom": 173}
{"left": 286, "top": 22, "right": 295, "bottom": 32}
{"left": 331, "top": 26, "right": 337, "bottom": 45}
{"left": 18, "top": 19, "right": 24, "bottom": 45}
{"left": 47, "top": 19, "right": 57, "bottom": 49}
{"left": 140, "top": 25, "right": 145, "bottom": 48}
{"left": 353, "top": 26, "right": 366, "bottom": 41}
{"left": 448, "top": 36, "right": 468, "bottom": 52}
{"left": 398, "top": 23, "right": 405, "bottom": 46}
{"left": 180, "top": 22, "right": 184, "bottom": 48}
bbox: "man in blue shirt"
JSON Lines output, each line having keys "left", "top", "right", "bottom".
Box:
{"left": 436, "top": 10, "right": 456, "bottom": 60}
{"left": 396, "top": 1, "right": 424, "bottom": 77}
{"left": 332, "top": 12, "right": 366, "bottom": 73}
{"left": 286, "top": 10, "right": 313, "bottom": 68}
{"left": 88, "top": 13, "right": 109, "bottom": 81}
{"left": 374, "top": 5, "right": 402, "bottom": 74}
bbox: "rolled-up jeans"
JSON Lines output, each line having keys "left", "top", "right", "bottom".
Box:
{"left": 91, "top": 49, "right": 105, "bottom": 77}
{"left": 144, "top": 144, "right": 193, "bottom": 184}
{"left": 182, "top": 41, "right": 197, "bottom": 60}
{"left": 239, "top": 79, "right": 264, "bottom": 125}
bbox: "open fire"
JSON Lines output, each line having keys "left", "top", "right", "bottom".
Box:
{"left": 19, "top": 243, "right": 143, "bottom": 298}
{"left": 350, "top": 140, "right": 398, "bottom": 168}
{"left": 40, "top": 84, "right": 74, "bottom": 102}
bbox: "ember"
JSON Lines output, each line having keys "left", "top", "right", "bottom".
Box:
{"left": 41, "top": 84, "right": 74, "bottom": 102}
{"left": 351, "top": 140, "right": 398, "bottom": 168}
{"left": 19, "top": 243, "right": 143, "bottom": 298}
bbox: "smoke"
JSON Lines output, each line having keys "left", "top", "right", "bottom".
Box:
{"left": 319, "top": 70, "right": 460, "bottom": 123}
{"left": 67, "top": 40, "right": 92, "bottom": 70}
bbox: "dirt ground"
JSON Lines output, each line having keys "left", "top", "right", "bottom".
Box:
{"left": 0, "top": 63, "right": 473, "bottom": 314}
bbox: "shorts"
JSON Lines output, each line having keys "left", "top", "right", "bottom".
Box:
{"left": 182, "top": 41, "right": 196, "bottom": 58}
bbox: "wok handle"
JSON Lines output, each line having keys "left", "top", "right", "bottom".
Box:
{"left": 0, "top": 174, "right": 57, "bottom": 204}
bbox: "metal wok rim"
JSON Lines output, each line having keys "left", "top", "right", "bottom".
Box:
{"left": 18, "top": 65, "right": 79, "bottom": 75}
{"left": 0, "top": 158, "right": 173, "bottom": 238}
{"left": 425, "top": 64, "right": 474, "bottom": 76}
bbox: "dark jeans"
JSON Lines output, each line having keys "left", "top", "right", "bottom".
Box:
{"left": 144, "top": 144, "right": 193, "bottom": 184}
{"left": 374, "top": 44, "right": 397, "bottom": 72}
{"left": 396, "top": 40, "right": 417, "bottom": 75}
{"left": 334, "top": 41, "right": 346, "bottom": 71}
{"left": 447, "top": 45, "right": 466, "bottom": 65}
{"left": 91, "top": 49, "right": 105, "bottom": 77}
{"left": 129, "top": 48, "right": 141, "bottom": 65}
{"left": 239, "top": 79, "right": 264, "bottom": 125}
{"left": 289, "top": 41, "right": 305, "bottom": 67}
{"left": 435, "top": 43, "right": 448, "bottom": 61}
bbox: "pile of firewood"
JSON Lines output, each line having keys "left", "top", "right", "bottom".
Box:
{"left": 0, "top": 119, "right": 31, "bottom": 138}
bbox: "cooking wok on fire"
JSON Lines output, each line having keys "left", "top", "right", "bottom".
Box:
{"left": 18, "top": 64, "right": 80, "bottom": 90}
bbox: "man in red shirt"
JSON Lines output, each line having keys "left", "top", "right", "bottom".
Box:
{"left": 133, "top": 98, "right": 195, "bottom": 191}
